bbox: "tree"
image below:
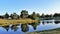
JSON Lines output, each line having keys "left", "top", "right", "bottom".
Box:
{"left": 40, "top": 13, "right": 45, "bottom": 18}
{"left": 10, "top": 14, "right": 13, "bottom": 19}
{"left": 36, "top": 13, "right": 40, "bottom": 18}
{"left": 4, "top": 13, "right": 9, "bottom": 19}
{"left": 12, "top": 13, "right": 19, "bottom": 19}
{"left": 31, "top": 12, "right": 38, "bottom": 20}
{"left": 45, "top": 14, "right": 52, "bottom": 18}
{"left": 20, "top": 10, "right": 28, "bottom": 19}
{"left": 0, "top": 16, "right": 4, "bottom": 19}
{"left": 53, "top": 13, "right": 60, "bottom": 17}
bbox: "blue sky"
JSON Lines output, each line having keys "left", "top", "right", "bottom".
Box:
{"left": 0, "top": 0, "right": 60, "bottom": 15}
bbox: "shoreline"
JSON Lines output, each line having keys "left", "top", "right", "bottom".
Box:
{"left": 0, "top": 19, "right": 39, "bottom": 26}
{"left": 27, "top": 28, "right": 60, "bottom": 34}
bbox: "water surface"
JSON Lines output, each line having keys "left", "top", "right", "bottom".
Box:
{"left": 0, "top": 20, "right": 60, "bottom": 34}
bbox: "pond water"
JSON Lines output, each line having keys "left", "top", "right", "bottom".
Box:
{"left": 0, "top": 20, "right": 60, "bottom": 34}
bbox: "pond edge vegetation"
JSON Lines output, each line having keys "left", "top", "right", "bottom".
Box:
{"left": 0, "top": 10, "right": 40, "bottom": 26}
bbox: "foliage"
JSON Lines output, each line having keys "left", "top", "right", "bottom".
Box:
{"left": 36, "top": 13, "right": 40, "bottom": 18}
{"left": 40, "top": 13, "right": 45, "bottom": 18}
{"left": 53, "top": 13, "right": 60, "bottom": 17}
{"left": 31, "top": 12, "right": 39, "bottom": 20}
{"left": 0, "top": 10, "right": 40, "bottom": 20}
{"left": 20, "top": 10, "right": 28, "bottom": 19}
{"left": 45, "top": 14, "right": 52, "bottom": 18}
{"left": 4, "top": 13, "right": 9, "bottom": 19}
{"left": 10, "top": 14, "right": 13, "bottom": 19}
{"left": 10, "top": 13, "right": 19, "bottom": 19}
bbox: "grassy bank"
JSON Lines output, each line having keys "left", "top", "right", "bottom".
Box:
{"left": 0, "top": 19, "right": 39, "bottom": 26}
{"left": 27, "top": 28, "right": 60, "bottom": 34}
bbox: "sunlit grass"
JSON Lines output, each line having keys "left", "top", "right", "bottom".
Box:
{"left": 0, "top": 19, "right": 39, "bottom": 26}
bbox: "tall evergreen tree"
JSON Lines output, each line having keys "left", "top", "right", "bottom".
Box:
{"left": 4, "top": 13, "right": 9, "bottom": 19}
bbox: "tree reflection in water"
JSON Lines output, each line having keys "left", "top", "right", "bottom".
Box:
{"left": 2, "top": 25, "right": 9, "bottom": 31}
{"left": 30, "top": 22, "right": 40, "bottom": 30}
{"left": 11, "top": 25, "right": 18, "bottom": 32}
{"left": 1, "top": 22, "right": 40, "bottom": 32}
{"left": 21, "top": 24, "right": 29, "bottom": 32}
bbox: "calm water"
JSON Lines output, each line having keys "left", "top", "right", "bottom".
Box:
{"left": 0, "top": 20, "right": 60, "bottom": 34}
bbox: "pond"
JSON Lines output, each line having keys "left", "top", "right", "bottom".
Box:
{"left": 0, "top": 20, "right": 60, "bottom": 34}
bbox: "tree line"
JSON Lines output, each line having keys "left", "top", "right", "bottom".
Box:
{"left": 0, "top": 10, "right": 60, "bottom": 20}
{"left": 40, "top": 13, "right": 60, "bottom": 18}
{"left": 0, "top": 10, "right": 40, "bottom": 20}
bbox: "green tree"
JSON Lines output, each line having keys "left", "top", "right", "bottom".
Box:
{"left": 10, "top": 14, "right": 13, "bottom": 19}
{"left": 53, "top": 13, "right": 60, "bottom": 17}
{"left": 31, "top": 12, "right": 38, "bottom": 20}
{"left": 20, "top": 10, "right": 28, "bottom": 19}
{"left": 36, "top": 13, "right": 40, "bottom": 18}
{"left": 4, "top": 13, "right": 9, "bottom": 19}
{"left": 45, "top": 14, "right": 52, "bottom": 18}
{"left": 12, "top": 13, "right": 19, "bottom": 19}
{"left": 40, "top": 13, "right": 45, "bottom": 18}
